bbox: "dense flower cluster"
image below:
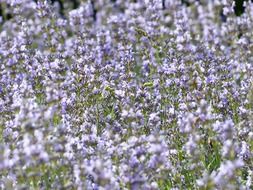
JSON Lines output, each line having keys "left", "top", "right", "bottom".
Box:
{"left": 0, "top": 0, "right": 253, "bottom": 189}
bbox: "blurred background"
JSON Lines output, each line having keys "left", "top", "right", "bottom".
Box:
{"left": 0, "top": 0, "right": 250, "bottom": 23}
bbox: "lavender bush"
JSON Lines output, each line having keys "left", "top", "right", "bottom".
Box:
{"left": 0, "top": 0, "right": 253, "bottom": 189}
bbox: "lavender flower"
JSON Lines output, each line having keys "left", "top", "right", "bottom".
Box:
{"left": 0, "top": 0, "right": 253, "bottom": 189}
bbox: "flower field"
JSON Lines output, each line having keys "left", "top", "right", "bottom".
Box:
{"left": 0, "top": 0, "right": 253, "bottom": 189}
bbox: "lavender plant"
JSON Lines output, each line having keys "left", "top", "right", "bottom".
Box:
{"left": 0, "top": 0, "right": 253, "bottom": 189}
